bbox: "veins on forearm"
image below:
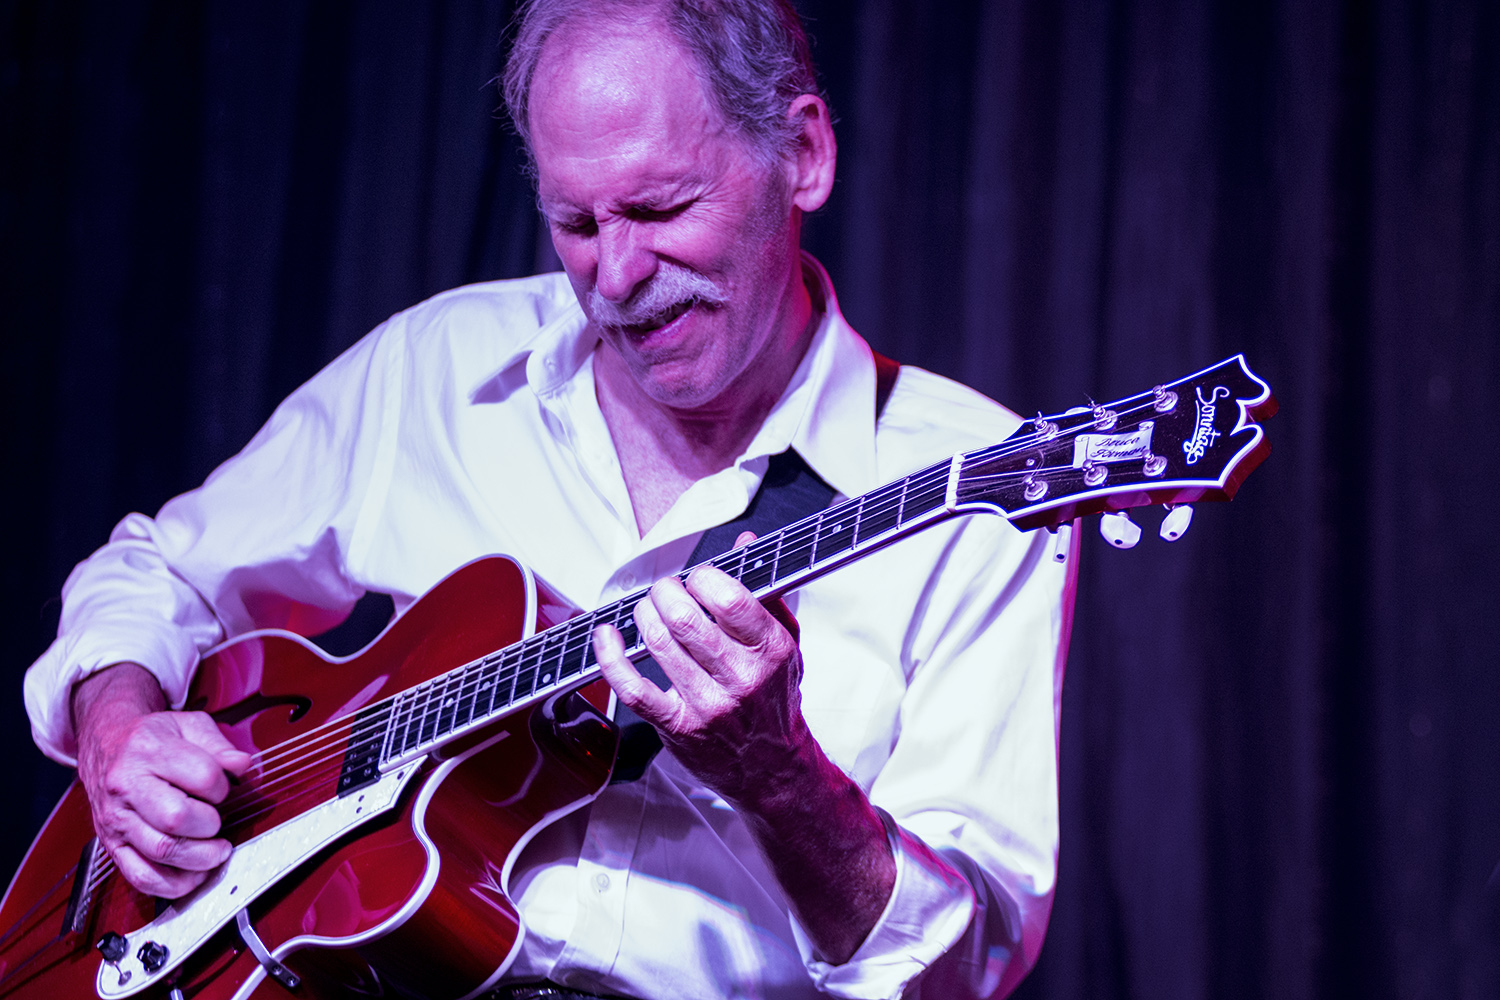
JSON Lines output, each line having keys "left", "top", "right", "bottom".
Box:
{"left": 729, "top": 735, "right": 897, "bottom": 965}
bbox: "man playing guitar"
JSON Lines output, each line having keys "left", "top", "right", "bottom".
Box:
{"left": 24, "top": 2, "right": 1075, "bottom": 997}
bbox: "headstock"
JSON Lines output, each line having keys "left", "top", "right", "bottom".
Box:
{"left": 953, "top": 355, "right": 1276, "bottom": 534}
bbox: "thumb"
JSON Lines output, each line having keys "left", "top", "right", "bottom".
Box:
{"left": 178, "top": 712, "right": 253, "bottom": 777}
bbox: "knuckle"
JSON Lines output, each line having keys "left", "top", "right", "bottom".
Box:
{"left": 146, "top": 831, "right": 186, "bottom": 865}
{"left": 157, "top": 799, "right": 193, "bottom": 835}
{"left": 720, "top": 589, "right": 757, "bottom": 619}
{"left": 638, "top": 614, "right": 674, "bottom": 650}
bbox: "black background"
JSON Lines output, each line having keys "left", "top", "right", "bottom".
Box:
{"left": 2, "top": 2, "right": 1497, "bottom": 998}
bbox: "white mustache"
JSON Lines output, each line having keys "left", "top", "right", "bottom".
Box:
{"left": 588, "top": 263, "right": 728, "bottom": 329}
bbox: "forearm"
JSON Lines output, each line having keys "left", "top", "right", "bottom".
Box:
{"left": 72, "top": 663, "right": 166, "bottom": 726}
{"left": 731, "top": 722, "right": 896, "bottom": 964}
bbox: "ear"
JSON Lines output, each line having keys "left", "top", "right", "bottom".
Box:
{"left": 786, "top": 94, "right": 836, "bottom": 213}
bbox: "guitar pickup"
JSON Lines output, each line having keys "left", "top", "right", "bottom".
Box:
{"left": 337, "top": 703, "right": 389, "bottom": 796}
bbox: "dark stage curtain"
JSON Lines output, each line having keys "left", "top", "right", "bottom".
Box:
{"left": 2, "top": 2, "right": 1497, "bottom": 998}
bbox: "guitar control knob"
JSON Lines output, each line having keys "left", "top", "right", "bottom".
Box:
{"left": 95, "top": 931, "right": 127, "bottom": 963}
{"left": 1160, "top": 504, "right": 1194, "bottom": 541}
{"left": 1099, "top": 511, "right": 1141, "bottom": 549}
{"left": 137, "top": 940, "right": 169, "bottom": 973}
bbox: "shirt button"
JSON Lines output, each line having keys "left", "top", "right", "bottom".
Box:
{"left": 594, "top": 873, "right": 611, "bottom": 893}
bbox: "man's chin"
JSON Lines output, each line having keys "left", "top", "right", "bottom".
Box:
{"left": 623, "top": 356, "right": 732, "bottom": 411}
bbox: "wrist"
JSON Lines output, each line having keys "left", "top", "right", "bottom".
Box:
{"left": 724, "top": 712, "right": 827, "bottom": 818}
{"left": 71, "top": 662, "right": 165, "bottom": 742}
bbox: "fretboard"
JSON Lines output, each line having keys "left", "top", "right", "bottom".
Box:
{"left": 367, "top": 455, "right": 955, "bottom": 771}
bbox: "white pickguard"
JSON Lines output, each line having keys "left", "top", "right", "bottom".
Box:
{"left": 95, "top": 761, "right": 423, "bottom": 998}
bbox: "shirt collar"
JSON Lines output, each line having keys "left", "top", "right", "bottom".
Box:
{"left": 744, "top": 254, "right": 880, "bottom": 499}
{"left": 467, "top": 253, "right": 881, "bottom": 499}
{"left": 466, "top": 291, "right": 592, "bottom": 404}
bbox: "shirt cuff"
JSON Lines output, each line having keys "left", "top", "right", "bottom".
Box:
{"left": 23, "top": 622, "right": 204, "bottom": 766}
{"left": 791, "top": 808, "right": 977, "bottom": 1000}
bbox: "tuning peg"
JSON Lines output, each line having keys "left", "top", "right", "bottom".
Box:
{"left": 1160, "top": 504, "right": 1194, "bottom": 541}
{"left": 1099, "top": 511, "right": 1141, "bottom": 549}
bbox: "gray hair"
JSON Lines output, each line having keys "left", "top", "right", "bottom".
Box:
{"left": 501, "top": 0, "right": 826, "bottom": 168}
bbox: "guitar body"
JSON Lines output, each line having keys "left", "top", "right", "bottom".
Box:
{"left": 0, "top": 555, "right": 618, "bottom": 1000}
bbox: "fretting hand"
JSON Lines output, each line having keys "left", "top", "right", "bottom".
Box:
{"left": 592, "top": 533, "right": 896, "bottom": 962}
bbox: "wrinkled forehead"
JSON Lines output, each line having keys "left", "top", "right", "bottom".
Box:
{"left": 528, "top": 15, "right": 718, "bottom": 134}
{"left": 527, "top": 17, "right": 749, "bottom": 197}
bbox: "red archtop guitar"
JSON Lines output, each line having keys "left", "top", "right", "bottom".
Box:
{"left": 0, "top": 356, "right": 1275, "bottom": 1000}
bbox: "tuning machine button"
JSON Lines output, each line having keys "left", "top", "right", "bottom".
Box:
{"left": 1099, "top": 511, "right": 1141, "bottom": 549}
{"left": 1091, "top": 405, "right": 1118, "bottom": 430}
{"left": 1033, "top": 412, "right": 1059, "bottom": 439}
{"left": 1082, "top": 461, "right": 1107, "bottom": 487}
{"left": 1160, "top": 504, "right": 1194, "bottom": 541}
{"left": 1022, "top": 476, "right": 1048, "bottom": 502}
{"left": 1143, "top": 454, "right": 1167, "bottom": 477}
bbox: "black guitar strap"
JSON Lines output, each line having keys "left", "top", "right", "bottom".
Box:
{"left": 611, "top": 352, "right": 900, "bottom": 782}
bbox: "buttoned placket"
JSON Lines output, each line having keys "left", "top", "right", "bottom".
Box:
{"left": 530, "top": 350, "right": 778, "bottom": 979}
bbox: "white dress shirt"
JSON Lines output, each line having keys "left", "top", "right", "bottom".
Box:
{"left": 26, "top": 256, "right": 1076, "bottom": 1000}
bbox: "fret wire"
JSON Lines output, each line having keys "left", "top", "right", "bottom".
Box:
{"left": 413, "top": 678, "right": 436, "bottom": 748}
{"left": 769, "top": 523, "right": 785, "bottom": 590}
{"left": 780, "top": 519, "right": 816, "bottom": 575}
{"left": 437, "top": 669, "right": 460, "bottom": 738}
{"left": 568, "top": 609, "right": 606, "bottom": 674}
{"left": 396, "top": 687, "right": 418, "bottom": 755}
{"left": 476, "top": 657, "right": 500, "bottom": 720}
{"left": 407, "top": 679, "right": 433, "bottom": 751}
{"left": 494, "top": 647, "right": 522, "bottom": 713}
{"left": 381, "top": 693, "right": 406, "bottom": 762}
{"left": 454, "top": 663, "right": 479, "bottom": 729}
{"left": 468, "top": 660, "right": 492, "bottom": 724}
{"left": 441, "top": 669, "right": 463, "bottom": 735}
{"left": 540, "top": 627, "right": 570, "bottom": 687}
{"left": 447, "top": 667, "right": 468, "bottom": 735}
{"left": 432, "top": 671, "right": 457, "bottom": 742}
{"left": 415, "top": 677, "right": 443, "bottom": 749}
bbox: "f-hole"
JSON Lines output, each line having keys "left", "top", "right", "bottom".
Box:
{"left": 192, "top": 692, "right": 315, "bottom": 726}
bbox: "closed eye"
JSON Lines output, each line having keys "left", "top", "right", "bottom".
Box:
{"left": 553, "top": 215, "right": 599, "bottom": 237}
{"left": 628, "top": 201, "right": 692, "bottom": 223}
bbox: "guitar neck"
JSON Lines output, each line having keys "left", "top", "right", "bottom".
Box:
{"left": 364, "top": 456, "right": 960, "bottom": 772}
{"left": 336, "top": 353, "right": 1274, "bottom": 789}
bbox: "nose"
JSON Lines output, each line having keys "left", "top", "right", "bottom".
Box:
{"left": 593, "top": 220, "right": 657, "bottom": 305}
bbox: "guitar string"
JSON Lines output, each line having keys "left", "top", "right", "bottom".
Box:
{"left": 78, "top": 455, "right": 959, "bottom": 893}
{"left": 208, "top": 485, "right": 932, "bottom": 825}
{"left": 172, "top": 416, "right": 1073, "bottom": 823}
{"left": 239, "top": 462, "right": 941, "bottom": 779}
{"left": 214, "top": 602, "right": 632, "bottom": 827}
{"left": 75, "top": 457, "right": 968, "bottom": 894}
{"left": 87, "top": 399, "right": 1189, "bottom": 889}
